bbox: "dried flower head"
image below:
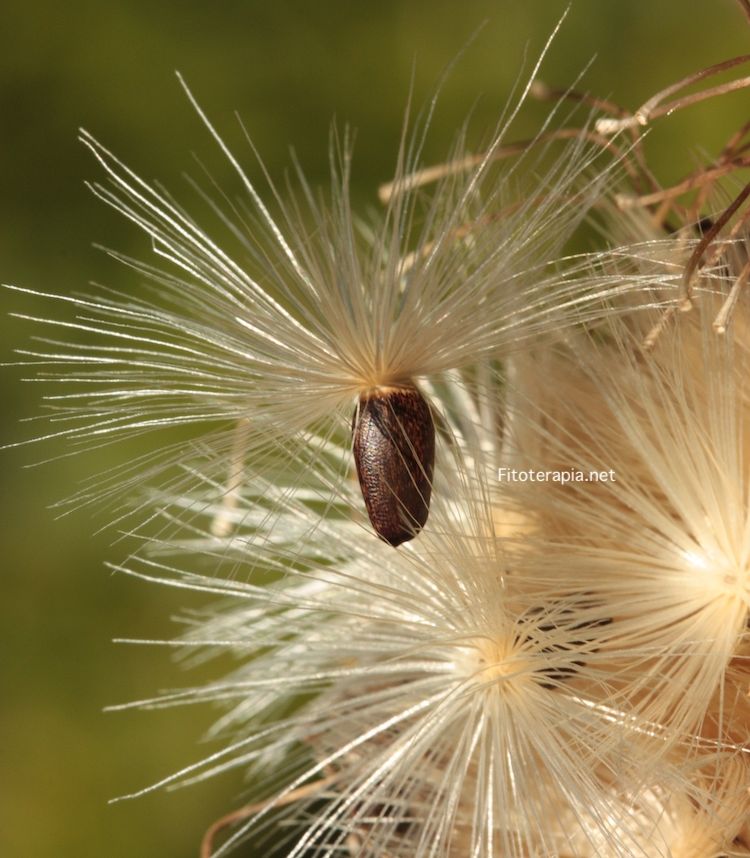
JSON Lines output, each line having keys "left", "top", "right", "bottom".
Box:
{"left": 9, "top": 7, "right": 750, "bottom": 858}
{"left": 503, "top": 294, "right": 750, "bottom": 735}
{"left": 111, "top": 439, "right": 699, "bottom": 858}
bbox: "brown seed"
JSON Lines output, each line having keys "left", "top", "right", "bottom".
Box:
{"left": 352, "top": 383, "right": 435, "bottom": 547}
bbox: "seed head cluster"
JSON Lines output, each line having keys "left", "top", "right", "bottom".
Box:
{"left": 7, "top": 15, "right": 750, "bottom": 858}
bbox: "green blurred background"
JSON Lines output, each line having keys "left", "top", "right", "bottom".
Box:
{"left": 1, "top": 2, "right": 748, "bottom": 855}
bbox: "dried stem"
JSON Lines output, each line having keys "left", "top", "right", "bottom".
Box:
{"left": 597, "top": 54, "right": 750, "bottom": 134}
{"left": 679, "top": 179, "right": 750, "bottom": 309}
{"left": 736, "top": 0, "right": 750, "bottom": 26}
{"left": 379, "top": 128, "right": 632, "bottom": 204}
{"left": 714, "top": 258, "right": 750, "bottom": 333}
{"left": 642, "top": 304, "right": 678, "bottom": 351}
{"left": 721, "top": 118, "right": 750, "bottom": 160}
{"left": 529, "top": 79, "right": 627, "bottom": 122}
{"left": 617, "top": 159, "right": 750, "bottom": 210}
{"left": 653, "top": 75, "right": 750, "bottom": 124}
{"left": 643, "top": 178, "right": 750, "bottom": 348}
{"left": 530, "top": 79, "right": 659, "bottom": 194}
{"left": 704, "top": 190, "right": 750, "bottom": 267}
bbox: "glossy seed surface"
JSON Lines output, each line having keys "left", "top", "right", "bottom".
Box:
{"left": 352, "top": 384, "right": 435, "bottom": 546}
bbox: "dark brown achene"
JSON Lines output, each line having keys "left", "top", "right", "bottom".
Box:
{"left": 352, "top": 383, "right": 435, "bottom": 547}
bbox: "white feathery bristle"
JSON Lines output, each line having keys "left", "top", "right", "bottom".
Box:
{"left": 6, "top": 49, "right": 684, "bottom": 533}
{"left": 106, "top": 431, "right": 721, "bottom": 857}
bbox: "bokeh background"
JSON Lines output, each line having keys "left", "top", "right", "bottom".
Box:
{"left": 1, "top": 2, "right": 748, "bottom": 855}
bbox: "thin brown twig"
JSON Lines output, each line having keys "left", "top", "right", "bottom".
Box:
{"left": 378, "top": 128, "right": 633, "bottom": 204}
{"left": 686, "top": 180, "right": 714, "bottom": 229}
{"left": 716, "top": 197, "right": 750, "bottom": 253}
{"left": 714, "top": 258, "right": 750, "bottom": 333}
{"left": 597, "top": 54, "right": 750, "bottom": 134}
{"left": 735, "top": 0, "right": 750, "bottom": 26}
{"left": 617, "top": 159, "right": 750, "bottom": 209}
{"left": 200, "top": 775, "right": 337, "bottom": 858}
{"left": 643, "top": 183, "right": 750, "bottom": 348}
{"left": 642, "top": 305, "right": 678, "bottom": 351}
{"left": 721, "top": 118, "right": 750, "bottom": 161}
{"left": 679, "top": 179, "right": 750, "bottom": 309}
{"left": 652, "top": 75, "right": 750, "bottom": 125}
{"left": 733, "top": 140, "right": 750, "bottom": 158}
{"left": 705, "top": 192, "right": 750, "bottom": 272}
{"left": 691, "top": 130, "right": 750, "bottom": 223}
{"left": 530, "top": 79, "right": 659, "bottom": 195}
{"left": 529, "top": 79, "right": 627, "bottom": 121}
{"left": 380, "top": 152, "right": 485, "bottom": 203}
{"left": 652, "top": 196, "right": 677, "bottom": 230}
